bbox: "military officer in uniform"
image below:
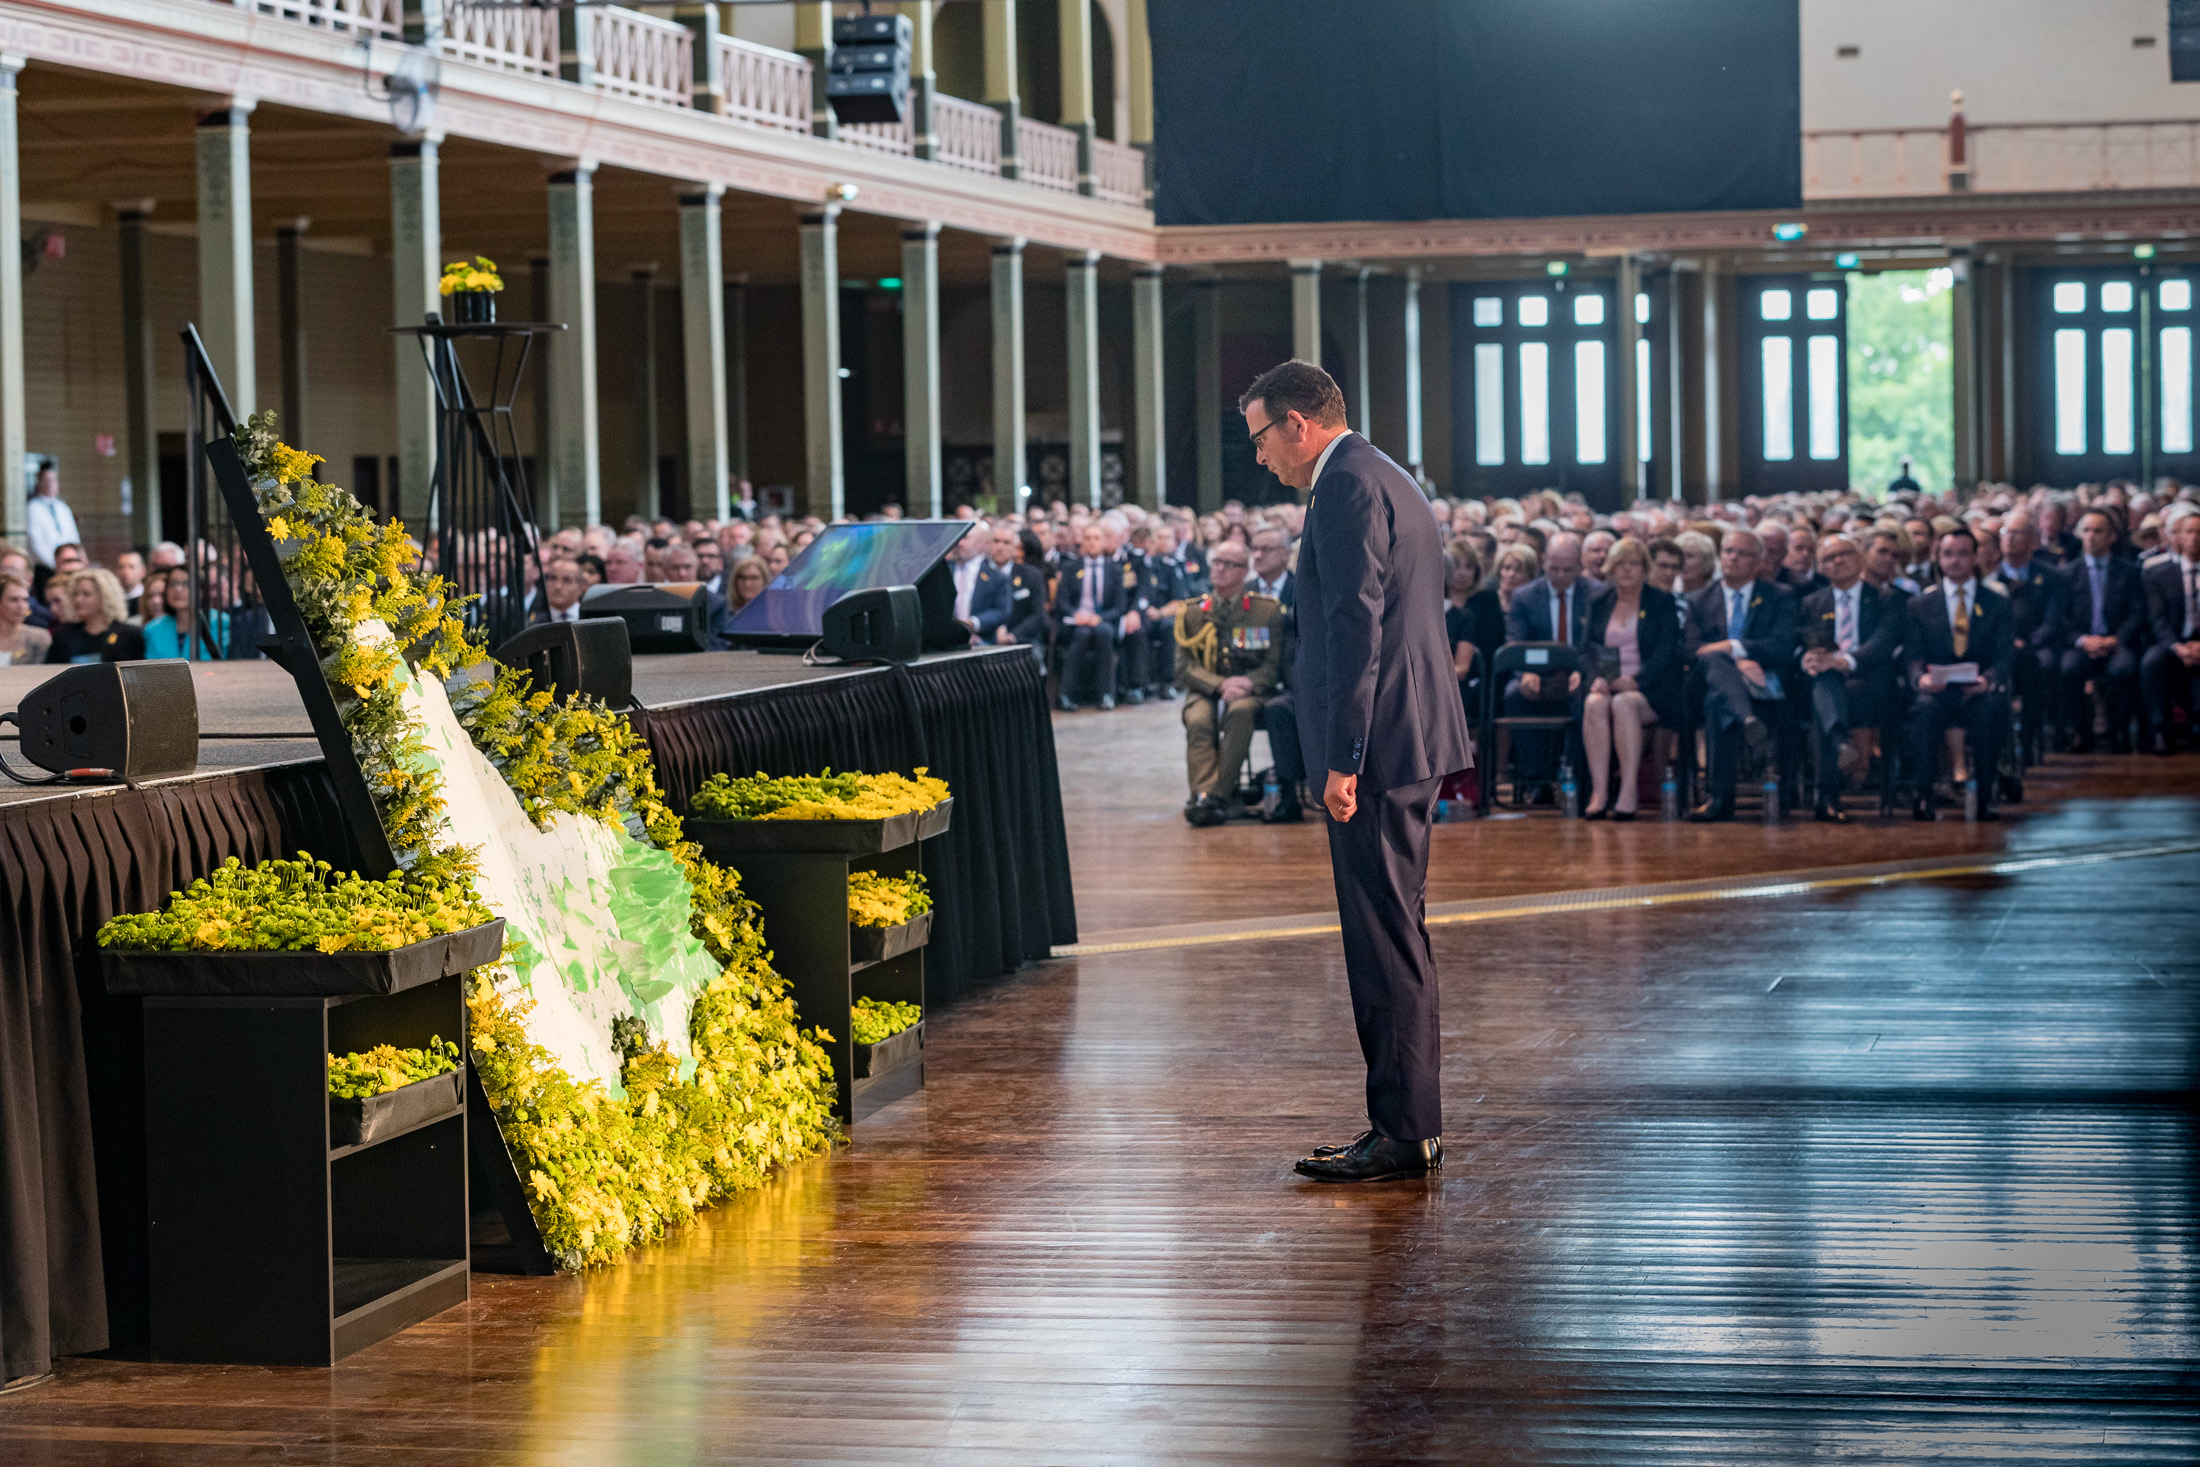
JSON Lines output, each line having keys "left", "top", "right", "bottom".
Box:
{"left": 1176, "top": 541, "right": 1287, "bottom": 826}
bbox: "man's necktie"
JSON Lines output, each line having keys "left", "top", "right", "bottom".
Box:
{"left": 1835, "top": 591, "right": 1855, "bottom": 653}
{"left": 1558, "top": 588, "right": 1570, "bottom": 641}
{"left": 1729, "top": 588, "right": 1747, "bottom": 640}
{"left": 2090, "top": 562, "right": 2108, "bottom": 636}
{"left": 2186, "top": 565, "right": 2198, "bottom": 639}
{"left": 1953, "top": 587, "right": 1970, "bottom": 659}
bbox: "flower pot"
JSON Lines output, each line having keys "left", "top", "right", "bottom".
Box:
{"left": 849, "top": 909, "right": 931, "bottom": 967}
{"left": 99, "top": 918, "right": 507, "bottom": 999}
{"left": 853, "top": 1020, "right": 921, "bottom": 1080}
{"left": 449, "top": 290, "right": 498, "bottom": 325}
{"left": 687, "top": 810, "right": 919, "bottom": 857}
{"left": 329, "top": 1067, "right": 463, "bottom": 1150}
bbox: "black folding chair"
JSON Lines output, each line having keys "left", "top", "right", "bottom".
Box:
{"left": 1477, "top": 641, "right": 1590, "bottom": 816}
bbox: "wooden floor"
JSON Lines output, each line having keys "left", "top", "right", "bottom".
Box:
{"left": 5, "top": 700, "right": 2198, "bottom": 1463}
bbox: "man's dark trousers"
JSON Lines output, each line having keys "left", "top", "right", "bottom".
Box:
{"left": 1324, "top": 774, "right": 1443, "bottom": 1143}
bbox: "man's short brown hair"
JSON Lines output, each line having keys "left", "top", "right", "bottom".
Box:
{"left": 1238, "top": 359, "right": 1347, "bottom": 430}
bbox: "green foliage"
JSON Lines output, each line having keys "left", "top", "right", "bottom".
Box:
{"left": 850, "top": 998, "right": 922, "bottom": 1046}
{"left": 96, "top": 855, "right": 491, "bottom": 953}
{"left": 329, "top": 1037, "right": 461, "bottom": 1099}
{"left": 847, "top": 871, "right": 932, "bottom": 928}
{"left": 691, "top": 768, "right": 950, "bottom": 821}
{"left": 1848, "top": 269, "right": 1954, "bottom": 496}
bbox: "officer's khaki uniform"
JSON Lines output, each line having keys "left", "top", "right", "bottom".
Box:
{"left": 1176, "top": 591, "right": 1286, "bottom": 802}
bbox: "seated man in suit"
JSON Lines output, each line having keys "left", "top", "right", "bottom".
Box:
{"left": 529, "top": 557, "right": 589, "bottom": 626}
{"left": 659, "top": 541, "right": 730, "bottom": 648}
{"left": 2140, "top": 509, "right": 2200, "bottom": 754}
{"left": 1051, "top": 521, "right": 1127, "bottom": 710}
{"left": 1906, "top": 526, "right": 2015, "bottom": 820}
{"left": 1684, "top": 529, "right": 1799, "bottom": 822}
{"left": 1995, "top": 509, "right": 2060, "bottom": 767}
{"left": 1799, "top": 534, "right": 1902, "bottom": 822}
{"left": 1501, "top": 531, "right": 1603, "bottom": 803}
{"left": 2056, "top": 508, "right": 2145, "bottom": 752}
{"left": 993, "top": 524, "right": 1052, "bottom": 656}
{"left": 948, "top": 523, "right": 1014, "bottom": 645}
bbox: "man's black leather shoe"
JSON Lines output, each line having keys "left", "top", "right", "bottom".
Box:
{"left": 1913, "top": 798, "right": 1936, "bottom": 822}
{"left": 2153, "top": 733, "right": 2173, "bottom": 756}
{"left": 1686, "top": 799, "right": 1732, "bottom": 823}
{"left": 1295, "top": 1130, "right": 1442, "bottom": 1183}
{"left": 1124, "top": 688, "right": 1145, "bottom": 706}
{"left": 1263, "top": 798, "right": 1304, "bottom": 824}
{"left": 1814, "top": 801, "right": 1848, "bottom": 824}
{"left": 1184, "top": 796, "right": 1227, "bottom": 828}
{"left": 1057, "top": 694, "right": 1076, "bottom": 712}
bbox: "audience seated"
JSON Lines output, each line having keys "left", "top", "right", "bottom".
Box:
{"left": 1683, "top": 529, "right": 1800, "bottom": 822}
{"left": 1904, "top": 526, "right": 2015, "bottom": 819}
{"left": 1502, "top": 531, "right": 1601, "bottom": 803}
{"left": 2056, "top": 509, "right": 2145, "bottom": 753}
{"left": 1798, "top": 533, "right": 1902, "bottom": 821}
{"left": 1579, "top": 538, "right": 1681, "bottom": 819}
{"left": 2140, "top": 508, "right": 2200, "bottom": 754}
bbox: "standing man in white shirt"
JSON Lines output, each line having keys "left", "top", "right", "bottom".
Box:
{"left": 25, "top": 462, "right": 79, "bottom": 571}
{"left": 1798, "top": 534, "right": 1902, "bottom": 822}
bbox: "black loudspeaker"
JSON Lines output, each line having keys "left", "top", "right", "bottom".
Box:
{"left": 13, "top": 660, "right": 199, "bottom": 783}
{"left": 821, "top": 585, "right": 922, "bottom": 664}
{"left": 493, "top": 616, "right": 633, "bottom": 708}
{"left": 579, "top": 583, "right": 712, "bottom": 653}
{"left": 828, "top": 11, "right": 910, "bottom": 123}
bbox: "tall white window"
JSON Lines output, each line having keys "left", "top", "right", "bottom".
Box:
{"left": 1760, "top": 289, "right": 1793, "bottom": 322}
{"left": 1806, "top": 287, "right": 1839, "bottom": 320}
{"left": 1519, "top": 342, "right": 1551, "bottom": 465}
{"left": 2163, "top": 327, "right": 2194, "bottom": 454}
{"left": 1475, "top": 343, "right": 1506, "bottom": 465}
{"left": 2101, "top": 281, "right": 2135, "bottom": 314}
{"left": 2053, "top": 281, "right": 2087, "bottom": 314}
{"left": 2053, "top": 328, "right": 2087, "bottom": 454}
{"left": 1575, "top": 340, "right": 1607, "bottom": 464}
{"left": 1473, "top": 296, "right": 1502, "bottom": 328}
{"left": 1807, "top": 335, "right": 1840, "bottom": 460}
{"left": 1635, "top": 292, "right": 1650, "bottom": 325}
{"left": 1760, "top": 336, "right": 1794, "bottom": 461}
{"left": 1636, "top": 336, "right": 1653, "bottom": 463}
{"left": 2102, "top": 327, "right": 2136, "bottom": 455}
{"left": 1518, "top": 296, "right": 1550, "bottom": 328}
{"left": 1573, "top": 293, "right": 1605, "bottom": 327}
{"left": 2163, "top": 279, "right": 2193, "bottom": 313}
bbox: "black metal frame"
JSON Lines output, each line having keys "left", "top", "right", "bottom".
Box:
{"left": 181, "top": 324, "right": 246, "bottom": 663}
{"left": 1475, "top": 641, "right": 1590, "bottom": 815}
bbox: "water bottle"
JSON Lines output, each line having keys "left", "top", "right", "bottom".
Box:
{"left": 1435, "top": 798, "right": 1450, "bottom": 823}
{"left": 1761, "top": 776, "right": 1781, "bottom": 824}
{"left": 1964, "top": 776, "right": 1979, "bottom": 823}
{"left": 1660, "top": 773, "right": 1679, "bottom": 821}
{"left": 1261, "top": 767, "right": 1280, "bottom": 818}
{"left": 1558, "top": 759, "right": 1579, "bottom": 819}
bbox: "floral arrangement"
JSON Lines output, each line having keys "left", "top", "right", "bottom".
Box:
{"left": 847, "top": 871, "right": 931, "bottom": 929}
{"left": 215, "top": 415, "right": 839, "bottom": 1270}
{"left": 690, "top": 768, "right": 949, "bottom": 822}
{"left": 97, "top": 855, "right": 489, "bottom": 954}
{"left": 849, "top": 998, "right": 921, "bottom": 1046}
{"left": 439, "top": 255, "right": 503, "bottom": 296}
{"left": 329, "top": 1037, "right": 462, "bottom": 1100}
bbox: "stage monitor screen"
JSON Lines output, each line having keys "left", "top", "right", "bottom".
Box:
{"left": 724, "top": 520, "right": 974, "bottom": 645}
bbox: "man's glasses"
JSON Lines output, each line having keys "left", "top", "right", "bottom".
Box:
{"left": 1211, "top": 557, "right": 1250, "bottom": 569}
{"left": 1246, "top": 417, "right": 1280, "bottom": 447}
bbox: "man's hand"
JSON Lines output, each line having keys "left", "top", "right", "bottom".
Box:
{"left": 1590, "top": 676, "right": 1611, "bottom": 697}
{"left": 1920, "top": 667, "right": 1945, "bottom": 693}
{"left": 1737, "top": 658, "right": 1767, "bottom": 689}
{"left": 1122, "top": 610, "right": 1143, "bottom": 636}
{"left": 1519, "top": 671, "right": 1543, "bottom": 699}
{"left": 2179, "top": 641, "right": 2200, "bottom": 668}
{"left": 1801, "top": 648, "right": 1834, "bottom": 677}
{"left": 2079, "top": 633, "right": 2117, "bottom": 658}
{"left": 1324, "top": 770, "right": 1358, "bottom": 823}
{"left": 1072, "top": 609, "right": 1100, "bottom": 628}
{"left": 994, "top": 626, "right": 1014, "bottom": 645}
{"left": 1217, "top": 674, "right": 1254, "bottom": 703}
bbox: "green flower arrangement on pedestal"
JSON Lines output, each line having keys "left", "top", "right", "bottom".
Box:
{"left": 847, "top": 871, "right": 931, "bottom": 928}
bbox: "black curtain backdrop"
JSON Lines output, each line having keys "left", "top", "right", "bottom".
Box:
{"left": 0, "top": 646, "right": 1071, "bottom": 1383}
{"left": 1149, "top": 0, "right": 1800, "bottom": 226}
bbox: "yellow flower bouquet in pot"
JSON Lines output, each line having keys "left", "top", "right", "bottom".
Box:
{"left": 440, "top": 255, "right": 505, "bottom": 324}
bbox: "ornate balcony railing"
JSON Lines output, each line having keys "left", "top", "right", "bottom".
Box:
{"left": 253, "top": 0, "right": 400, "bottom": 40}
{"left": 933, "top": 92, "right": 1003, "bottom": 176}
{"left": 1092, "top": 136, "right": 1144, "bottom": 206}
{"left": 716, "top": 35, "right": 811, "bottom": 134}
{"left": 441, "top": 3, "right": 557, "bottom": 79}
{"left": 588, "top": 6, "right": 691, "bottom": 110}
{"left": 1804, "top": 117, "right": 2200, "bottom": 198}
{"left": 840, "top": 114, "right": 915, "bottom": 158}
{"left": 1016, "top": 115, "right": 1081, "bottom": 194}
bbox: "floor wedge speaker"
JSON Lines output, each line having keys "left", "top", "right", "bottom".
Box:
{"left": 821, "top": 585, "right": 922, "bottom": 664}
{"left": 494, "top": 617, "right": 634, "bottom": 708}
{"left": 13, "top": 660, "right": 199, "bottom": 783}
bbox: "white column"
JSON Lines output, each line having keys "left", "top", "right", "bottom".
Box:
{"left": 117, "top": 202, "right": 159, "bottom": 544}
{"left": 1131, "top": 265, "right": 1165, "bottom": 509}
{"left": 902, "top": 222, "right": 942, "bottom": 517}
{"left": 679, "top": 187, "right": 730, "bottom": 522}
{"left": 1616, "top": 252, "right": 1642, "bottom": 501}
{"left": 1352, "top": 268, "right": 1372, "bottom": 435}
{"left": 1066, "top": 250, "right": 1102, "bottom": 508}
{"left": 0, "top": 58, "right": 26, "bottom": 540}
{"left": 1059, "top": 0, "right": 1096, "bottom": 194}
{"left": 1702, "top": 259, "right": 1723, "bottom": 503}
{"left": 1403, "top": 267, "right": 1424, "bottom": 481}
{"left": 547, "top": 166, "right": 601, "bottom": 527}
{"left": 991, "top": 238, "right": 1026, "bottom": 505}
{"left": 390, "top": 140, "right": 439, "bottom": 524}
{"left": 196, "top": 102, "right": 256, "bottom": 417}
{"left": 1194, "top": 275, "right": 1221, "bottom": 512}
{"left": 799, "top": 207, "right": 844, "bottom": 518}
{"left": 1291, "top": 259, "right": 1321, "bottom": 367}
{"left": 984, "top": 0, "right": 1020, "bottom": 178}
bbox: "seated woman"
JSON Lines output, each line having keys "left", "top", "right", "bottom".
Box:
{"left": 0, "top": 571, "right": 51, "bottom": 666}
{"left": 723, "top": 557, "right": 770, "bottom": 618}
{"left": 1443, "top": 545, "right": 1504, "bottom": 722}
{"left": 45, "top": 568, "right": 146, "bottom": 664}
{"left": 141, "top": 570, "right": 228, "bottom": 661}
{"left": 1493, "top": 541, "right": 1541, "bottom": 621}
{"left": 1579, "top": 537, "right": 1682, "bottom": 820}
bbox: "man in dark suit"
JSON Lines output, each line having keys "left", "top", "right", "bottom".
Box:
{"left": 1799, "top": 534, "right": 1902, "bottom": 822}
{"left": 1050, "top": 521, "right": 1126, "bottom": 709}
{"left": 1502, "top": 532, "right": 1603, "bottom": 801}
{"left": 1240, "top": 360, "right": 1471, "bottom": 1184}
{"left": 1906, "top": 526, "right": 2015, "bottom": 820}
{"left": 948, "top": 523, "right": 1014, "bottom": 644}
{"left": 1247, "top": 522, "right": 1308, "bottom": 821}
{"left": 528, "top": 557, "right": 589, "bottom": 627}
{"left": 2140, "top": 511, "right": 2200, "bottom": 754}
{"left": 1995, "top": 510, "right": 2060, "bottom": 766}
{"left": 1683, "top": 529, "right": 1799, "bottom": 821}
{"left": 1117, "top": 522, "right": 1172, "bottom": 703}
{"left": 2055, "top": 509, "right": 2145, "bottom": 752}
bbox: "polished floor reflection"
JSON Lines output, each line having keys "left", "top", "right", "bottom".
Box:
{"left": 3, "top": 737, "right": 2197, "bottom": 1462}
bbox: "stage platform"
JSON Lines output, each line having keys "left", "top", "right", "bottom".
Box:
{"left": 2, "top": 698, "right": 2194, "bottom": 1461}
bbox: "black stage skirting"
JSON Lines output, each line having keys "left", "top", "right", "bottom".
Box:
{"left": 0, "top": 646, "right": 1074, "bottom": 1383}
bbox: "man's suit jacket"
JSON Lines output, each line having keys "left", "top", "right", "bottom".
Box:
{"left": 1503, "top": 574, "right": 1605, "bottom": 648}
{"left": 1249, "top": 570, "right": 1296, "bottom": 611}
{"left": 1050, "top": 554, "right": 1128, "bottom": 630}
{"left": 2054, "top": 555, "right": 2145, "bottom": 649}
{"left": 1292, "top": 433, "right": 1474, "bottom": 788}
{"left": 2142, "top": 557, "right": 2200, "bottom": 648}
{"left": 1684, "top": 578, "right": 1801, "bottom": 674}
{"left": 1005, "top": 562, "right": 1050, "bottom": 645}
{"left": 1583, "top": 583, "right": 1685, "bottom": 727}
{"left": 967, "top": 558, "right": 1015, "bottom": 636}
{"left": 1994, "top": 558, "right": 2058, "bottom": 653}
{"left": 1800, "top": 581, "right": 1903, "bottom": 678}
{"left": 1907, "top": 582, "right": 2015, "bottom": 689}
{"left": 1778, "top": 567, "right": 1830, "bottom": 599}
{"left": 527, "top": 599, "right": 586, "bottom": 628}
